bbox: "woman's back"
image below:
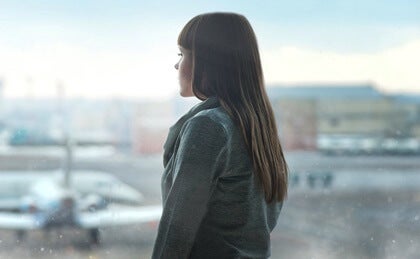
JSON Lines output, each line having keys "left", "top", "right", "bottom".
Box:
{"left": 154, "top": 98, "right": 282, "bottom": 259}
{"left": 190, "top": 106, "right": 282, "bottom": 259}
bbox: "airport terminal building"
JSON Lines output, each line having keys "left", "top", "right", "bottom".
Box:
{"left": 267, "top": 83, "right": 420, "bottom": 154}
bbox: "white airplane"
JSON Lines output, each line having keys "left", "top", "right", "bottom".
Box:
{"left": 0, "top": 141, "right": 162, "bottom": 245}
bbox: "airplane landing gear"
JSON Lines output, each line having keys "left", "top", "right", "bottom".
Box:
{"left": 88, "top": 228, "right": 100, "bottom": 245}
{"left": 16, "top": 230, "right": 26, "bottom": 243}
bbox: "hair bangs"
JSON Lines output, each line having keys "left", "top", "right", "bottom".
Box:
{"left": 177, "top": 15, "right": 202, "bottom": 49}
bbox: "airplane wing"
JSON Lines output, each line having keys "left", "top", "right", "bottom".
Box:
{"left": 0, "top": 212, "right": 42, "bottom": 230}
{"left": 0, "top": 172, "right": 40, "bottom": 212}
{"left": 0, "top": 198, "right": 22, "bottom": 211}
{"left": 77, "top": 205, "right": 162, "bottom": 229}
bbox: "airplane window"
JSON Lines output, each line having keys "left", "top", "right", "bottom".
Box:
{"left": 0, "top": 1, "right": 419, "bottom": 258}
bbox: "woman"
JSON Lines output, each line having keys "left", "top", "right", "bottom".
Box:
{"left": 152, "top": 12, "right": 288, "bottom": 259}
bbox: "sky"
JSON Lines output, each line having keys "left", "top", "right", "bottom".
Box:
{"left": 0, "top": 0, "right": 419, "bottom": 99}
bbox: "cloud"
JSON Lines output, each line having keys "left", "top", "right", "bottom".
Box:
{"left": 0, "top": 43, "right": 178, "bottom": 98}
{"left": 261, "top": 39, "right": 420, "bottom": 93}
{"left": 1, "top": 39, "right": 419, "bottom": 98}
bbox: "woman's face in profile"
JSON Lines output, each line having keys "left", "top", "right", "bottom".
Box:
{"left": 175, "top": 46, "right": 194, "bottom": 97}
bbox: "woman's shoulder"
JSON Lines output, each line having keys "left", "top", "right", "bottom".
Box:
{"left": 190, "top": 107, "right": 234, "bottom": 131}
{"left": 176, "top": 107, "right": 230, "bottom": 144}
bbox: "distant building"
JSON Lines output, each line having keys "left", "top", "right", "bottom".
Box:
{"left": 270, "top": 98, "right": 317, "bottom": 150}
{"left": 131, "top": 98, "right": 201, "bottom": 154}
{"left": 268, "top": 83, "right": 420, "bottom": 152}
{"left": 390, "top": 94, "right": 420, "bottom": 139}
{"left": 132, "top": 100, "right": 174, "bottom": 154}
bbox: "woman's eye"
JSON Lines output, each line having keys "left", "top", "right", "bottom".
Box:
{"left": 177, "top": 53, "right": 183, "bottom": 57}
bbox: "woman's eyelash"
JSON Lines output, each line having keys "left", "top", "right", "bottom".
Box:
{"left": 178, "top": 53, "right": 183, "bottom": 57}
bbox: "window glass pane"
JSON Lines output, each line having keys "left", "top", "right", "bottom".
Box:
{"left": 0, "top": 1, "right": 418, "bottom": 258}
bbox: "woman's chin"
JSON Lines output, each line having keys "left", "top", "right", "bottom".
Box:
{"left": 180, "top": 91, "right": 194, "bottom": 98}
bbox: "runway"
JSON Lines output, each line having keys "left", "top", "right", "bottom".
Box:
{"left": 0, "top": 150, "right": 419, "bottom": 258}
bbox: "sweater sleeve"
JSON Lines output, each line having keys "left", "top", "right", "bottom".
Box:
{"left": 152, "top": 115, "right": 227, "bottom": 259}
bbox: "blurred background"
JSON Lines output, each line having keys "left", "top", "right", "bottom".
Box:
{"left": 0, "top": 0, "right": 419, "bottom": 258}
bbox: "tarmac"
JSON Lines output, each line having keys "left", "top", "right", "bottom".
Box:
{"left": 0, "top": 150, "right": 419, "bottom": 259}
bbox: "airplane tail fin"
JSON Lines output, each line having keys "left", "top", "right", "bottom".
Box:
{"left": 63, "top": 136, "right": 75, "bottom": 188}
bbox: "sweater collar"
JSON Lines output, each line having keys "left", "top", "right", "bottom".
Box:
{"left": 163, "top": 97, "right": 220, "bottom": 165}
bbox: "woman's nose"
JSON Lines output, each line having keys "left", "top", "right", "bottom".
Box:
{"left": 174, "top": 62, "right": 179, "bottom": 70}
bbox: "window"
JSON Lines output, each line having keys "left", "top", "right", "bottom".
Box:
{"left": 0, "top": 1, "right": 418, "bottom": 258}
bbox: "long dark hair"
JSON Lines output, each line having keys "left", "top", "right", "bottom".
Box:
{"left": 178, "top": 12, "right": 288, "bottom": 202}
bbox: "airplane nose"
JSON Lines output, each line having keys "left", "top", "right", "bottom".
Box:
{"left": 28, "top": 204, "right": 38, "bottom": 214}
{"left": 45, "top": 197, "right": 76, "bottom": 227}
{"left": 62, "top": 197, "right": 75, "bottom": 209}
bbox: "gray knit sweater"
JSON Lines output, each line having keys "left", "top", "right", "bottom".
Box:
{"left": 152, "top": 97, "right": 282, "bottom": 259}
